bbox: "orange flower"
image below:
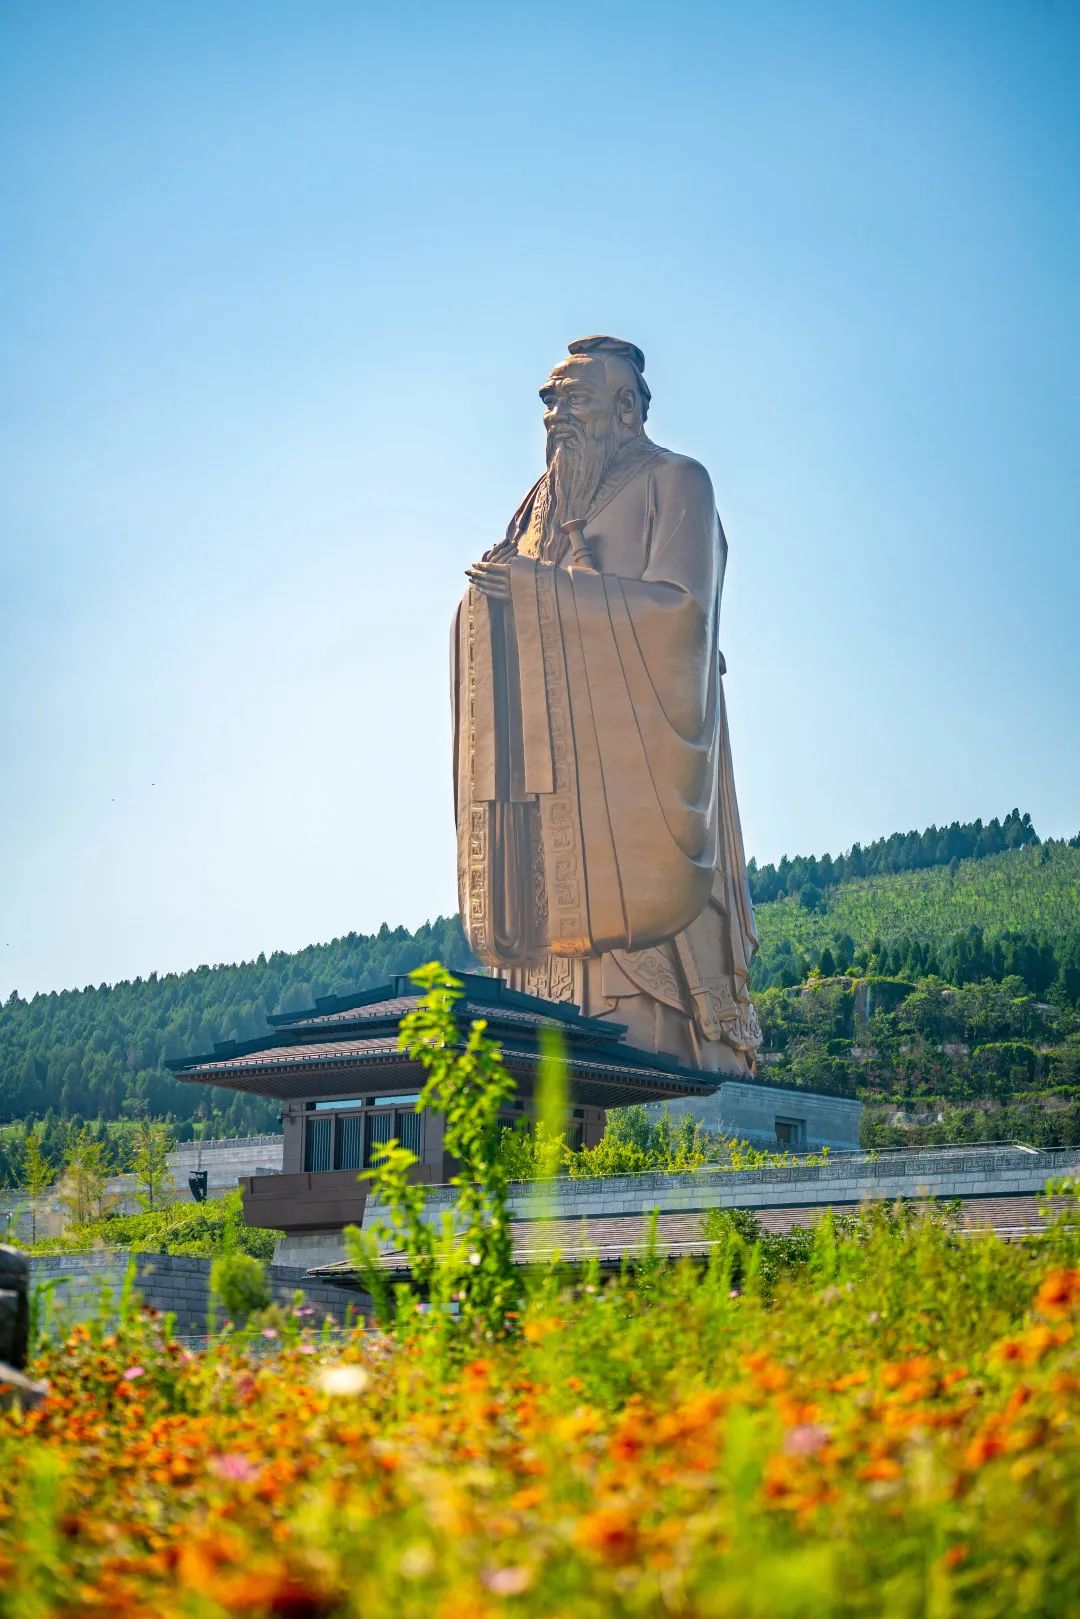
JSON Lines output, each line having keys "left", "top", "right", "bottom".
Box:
{"left": 1035, "top": 1267, "right": 1080, "bottom": 1316}
{"left": 762, "top": 1455, "right": 799, "bottom": 1502}
{"left": 964, "top": 1430, "right": 1006, "bottom": 1469}
{"left": 609, "top": 1408, "right": 650, "bottom": 1464}
{"left": 858, "top": 1456, "right": 903, "bottom": 1482}
{"left": 830, "top": 1369, "right": 870, "bottom": 1392}
{"left": 741, "top": 1353, "right": 789, "bottom": 1392}
{"left": 993, "top": 1323, "right": 1071, "bottom": 1367}
{"left": 880, "top": 1357, "right": 933, "bottom": 1389}
{"left": 212, "top": 1567, "right": 338, "bottom": 1615}
{"left": 576, "top": 1505, "right": 640, "bottom": 1564}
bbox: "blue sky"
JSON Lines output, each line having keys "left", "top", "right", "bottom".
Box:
{"left": 2, "top": 1, "right": 1078, "bottom": 1000}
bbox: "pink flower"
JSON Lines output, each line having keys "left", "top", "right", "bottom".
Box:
{"left": 784, "top": 1423, "right": 830, "bottom": 1456}
{"left": 484, "top": 1567, "right": 533, "bottom": 1595}
{"left": 122, "top": 1366, "right": 145, "bottom": 1381}
{"left": 211, "top": 1453, "right": 260, "bottom": 1482}
{"left": 261, "top": 1328, "right": 278, "bottom": 1340}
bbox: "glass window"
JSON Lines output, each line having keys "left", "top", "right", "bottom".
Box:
{"left": 364, "top": 1110, "right": 395, "bottom": 1167}
{"left": 308, "top": 1094, "right": 421, "bottom": 1110}
{"left": 304, "top": 1115, "right": 332, "bottom": 1173}
{"left": 335, "top": 1112, "right": 365, "bottom": 1171}
{"left": 775, "top": 1117, "right": 806, "bottom": 1149}
{"left": 397, "top": 1110, "right": 422, "bottom": 1157}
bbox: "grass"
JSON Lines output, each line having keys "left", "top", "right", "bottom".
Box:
{"left": 2, "top": 1198, "right": 1078, "bottom": 1617}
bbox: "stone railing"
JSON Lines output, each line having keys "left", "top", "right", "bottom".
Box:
{"left": 363, "top": 1144, "right": 1080, "bottom": 1230}
{"left": 171, "top": 1135, "right": 284, "bottom": 1158}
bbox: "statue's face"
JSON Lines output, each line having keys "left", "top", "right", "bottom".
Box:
{"left": 539, "top": 357, "right": 618, "bottom": 447}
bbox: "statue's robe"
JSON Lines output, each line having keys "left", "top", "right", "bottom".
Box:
{"left": 452, "top": 435, "right": 761, "bottom": 1072}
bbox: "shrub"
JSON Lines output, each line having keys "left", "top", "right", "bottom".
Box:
{"left": 209, "top": 1251, "right": 271, "bottom": 1320}
{"left": 27, "top": 1188, "right": 278, "bottom": 1260}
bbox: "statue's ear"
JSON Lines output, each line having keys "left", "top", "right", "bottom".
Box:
{"left": 616, "top": 385, "right": 638, "bottom": 425}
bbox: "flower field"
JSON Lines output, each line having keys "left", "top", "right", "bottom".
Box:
{"left": 2, "top": 1203, "right": 1078, "bottom": 1618}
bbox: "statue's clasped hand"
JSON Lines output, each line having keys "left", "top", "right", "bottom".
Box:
{"left": 465, "top": 560, "right": 511, "bottom": 600}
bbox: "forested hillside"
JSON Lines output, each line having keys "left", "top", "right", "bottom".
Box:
{"left": 756, "top": 967, "right": 1080, "bottom": 1150}
{"left": 753, "top": 842, "right": 1080, "bottom": 997}
{"left": 747, "top": 807, "right": 1042, "bottom": 904}
{"left": 1, "top": 814, "right": 1078, "bottom": 1178}
{"left": 747, "top": 841, "right": 1080, "bottom": 1147}
{"left": 0, "top": 915, "right": 474, "bottom": 1144}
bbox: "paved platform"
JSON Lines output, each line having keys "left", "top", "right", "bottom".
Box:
{"left": 500, "top": 1195, "right": 1070, "bottom": 1264}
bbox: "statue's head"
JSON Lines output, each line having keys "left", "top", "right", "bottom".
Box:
{"left": 536, "top": 337, "right": 650, "bottom": 555}
{"left": 539, "top": 336, "right": 651, "bottom": 451}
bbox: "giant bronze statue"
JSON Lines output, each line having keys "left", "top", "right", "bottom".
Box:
{"left": 453, "top": 336, "right": 760, "bottom": 1075}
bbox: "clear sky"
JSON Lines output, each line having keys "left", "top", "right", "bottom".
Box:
{"left": 2, "top": 0, "right": 1078, "bottom": 1002}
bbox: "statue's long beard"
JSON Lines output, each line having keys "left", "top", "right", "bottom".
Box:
{"left": 539, "top": 428, "right": 617, "bottom": 561}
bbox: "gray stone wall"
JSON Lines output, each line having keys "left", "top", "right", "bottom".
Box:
{"left": 29, "top": 1251, "right": 356, "bottom": 1335}
{"left": 661, "top": 1081, "right": 863, "bottom": 1152}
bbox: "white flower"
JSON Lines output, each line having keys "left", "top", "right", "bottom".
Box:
{"left": 316, "top": 1363, "right": 370, "bottom": 1396}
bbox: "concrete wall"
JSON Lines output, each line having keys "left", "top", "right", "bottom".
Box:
{"left": 1, "top": 1193, "right": 65, "bottom": 1247}
{"left": 29, "top": 1251, "right": 356, "bottom": 1335}
{"left": 660, "top": 1081, "right": 863, "bottom": 1152}
{"left": 168, "top": 1135, "right": 284, "bottom": 1192}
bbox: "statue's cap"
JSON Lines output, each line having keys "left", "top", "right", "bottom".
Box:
{"left": 567, "top": 335, "right": 646, "bottom": 375}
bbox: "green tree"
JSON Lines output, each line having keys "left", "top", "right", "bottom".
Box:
{"left": 18, "top": 1132, "right": 54, "bottom": 1245}
{"left": 58, "top": 1127, "right": 111, "bottom": 1229}
{"left": 129, "top": 1117, "right": 174, "bottom": 1211}
{"left": 896, "top": 979, "right": 961, "bottom": 1043}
